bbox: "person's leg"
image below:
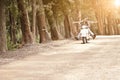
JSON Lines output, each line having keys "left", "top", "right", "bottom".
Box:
{"left": 82, "top": 37, "right": 85, "bottom": 44}
{"left": 85, "top": 37, "right": 88, "bottom": 43}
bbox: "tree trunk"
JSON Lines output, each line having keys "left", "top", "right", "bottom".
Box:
{"left": 116, "top": 19, "right": 120, "bottom": 34}
{"left": 69, "top": 17, "right": 78, "bottom": 37}
{"left": 64, "top": 14, "right": 72, "bottom": 38}
{"left": 92, "top": 0, "right": 105, "bottom": 35}
{"left": 48, "top": 16, "right": 60, "bottom": 40}
{"left": 17, "top": 0, "right": 33, "bottom": 44}
{"left": 37, "top": 11, "right": 49, "bottom": 43}
{"left": 36, "top": 0, "right": 51, "bottom": 43}
{"left": 0, "top": 0, "right": 7, "bottom": 52}
{"left": 45, "top": 10, "right": 62, "bottom": 40}
{"left": 9, "top": 9, "right": 17, "bottom": 44}
{"left": 113, "top": 19, "right": 118, "bottom": 35}
{"left": 74, "top": 0, "right": 81, "bottom": 34}
{"left": 31, "top": 0, "right": 36, "bottom": 43}
{"left": 95, "top": 8, "right": 105, "bottom": 35}
{"left": 107, "top": 13, "right": 115, "bottom": 35}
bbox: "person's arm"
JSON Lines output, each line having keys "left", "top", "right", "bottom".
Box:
{"left": 88, "top": 28, "right": 94, "bottom": 35}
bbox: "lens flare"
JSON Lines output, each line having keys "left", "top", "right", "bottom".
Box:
{"left": 115, "top": 0, "right": 120, "bottom": 7}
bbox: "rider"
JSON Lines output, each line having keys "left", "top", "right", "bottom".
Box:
{"left": 75, "top": 18, "right": 96, "bottom": 40}
{"left": 79, "top": 24, "right": 89, "bottom": 44}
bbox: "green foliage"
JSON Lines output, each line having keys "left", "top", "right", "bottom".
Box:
{"left": 7, "top": 41, "right": 18, "bottom": 50}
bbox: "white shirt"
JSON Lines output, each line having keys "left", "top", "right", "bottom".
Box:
{"left": 80, "top": 28, "right": 89, "bottom": 37}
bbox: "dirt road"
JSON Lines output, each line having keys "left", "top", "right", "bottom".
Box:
{"left": 0, "top": 36, "right": 120, "bottom": 80}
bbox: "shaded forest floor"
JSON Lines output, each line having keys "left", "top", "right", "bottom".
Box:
{"left": 0, "top": 35, "right": 120, "bottom": 80}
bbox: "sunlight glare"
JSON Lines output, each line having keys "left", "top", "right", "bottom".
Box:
{"left": 115, "top": 0, "right": 120, "bottom": 7}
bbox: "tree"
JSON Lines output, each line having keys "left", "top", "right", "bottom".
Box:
{"left": 64, "top": 14, "right": 72, "bottom": 38}
{"left": 92, "top": 0, "right": 105, "bottom": 35}
{"left": 0, "top": 0, "right": 7, "bottom": 52}
{"left": 60, "top": 0, "right": 72, "bottom": 38}
{"left": 17, "top": 0, "right": 33, "bottom": 44}
{"left": 31, "top": 0, "right": 37, "bottom": 43}
{"left": 36, "top": 0, "right": 51, "bottom": 43}
{"left": 72, "top": 0, "right": 82, "bottom": 34}
{"left": 8, "top": 0, "right": 18, "bottom": 44}
{"left": 44, "top": 2, "right": 62, "bottom": 40}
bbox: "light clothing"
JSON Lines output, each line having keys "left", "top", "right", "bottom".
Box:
{"left": 82, "top": 25, "right": 94, "bottom": 35}
{"left": 76, "top": 24, "right": 95, "bottom": 39}
{"left": 77, "top": 25, "right": 89, "bottom": 38}
{"left": 80, "top": 28, "right": 89, "bottom": 44}
{"left": 80, "top": 28, "right": 89, "bottom": 37}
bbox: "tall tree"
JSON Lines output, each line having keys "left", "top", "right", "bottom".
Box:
{"left": 64, "top": 14, "right": 72, "bottom": 38}
{"left": 0, "top": 0, "right": 7, "bottom": 52}
{"left": 92, "top": 0, "right": 105, "bottom": 35}
{"left": 107, "top": 12, "right": 115, "bottom": 35}
{"left": 31, "top": 0, "right": 37, "bottom": 43}
{"left": 46, "top": 12, "right": 60, "bottom": 40}
{"left": 8, "top": 0, "right": 18, "bottom": 44}
{"left": 36, "top": 0, "right": 50, "bottom": 43}
{"left": 73, "top": 0, "right": 82, "bottom": 33}
{"left": 17, "top": 0, "right": 33, "bottom": 44}
{"left": 44, "top": 2, "right": 62, "bottom": 40}
{"left": 60, "top": 0, "right": 72, "bottom": 38}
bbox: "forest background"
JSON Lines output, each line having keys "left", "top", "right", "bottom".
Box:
{"left": 0, "top": 0, "right": 120, "bottom": 52}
